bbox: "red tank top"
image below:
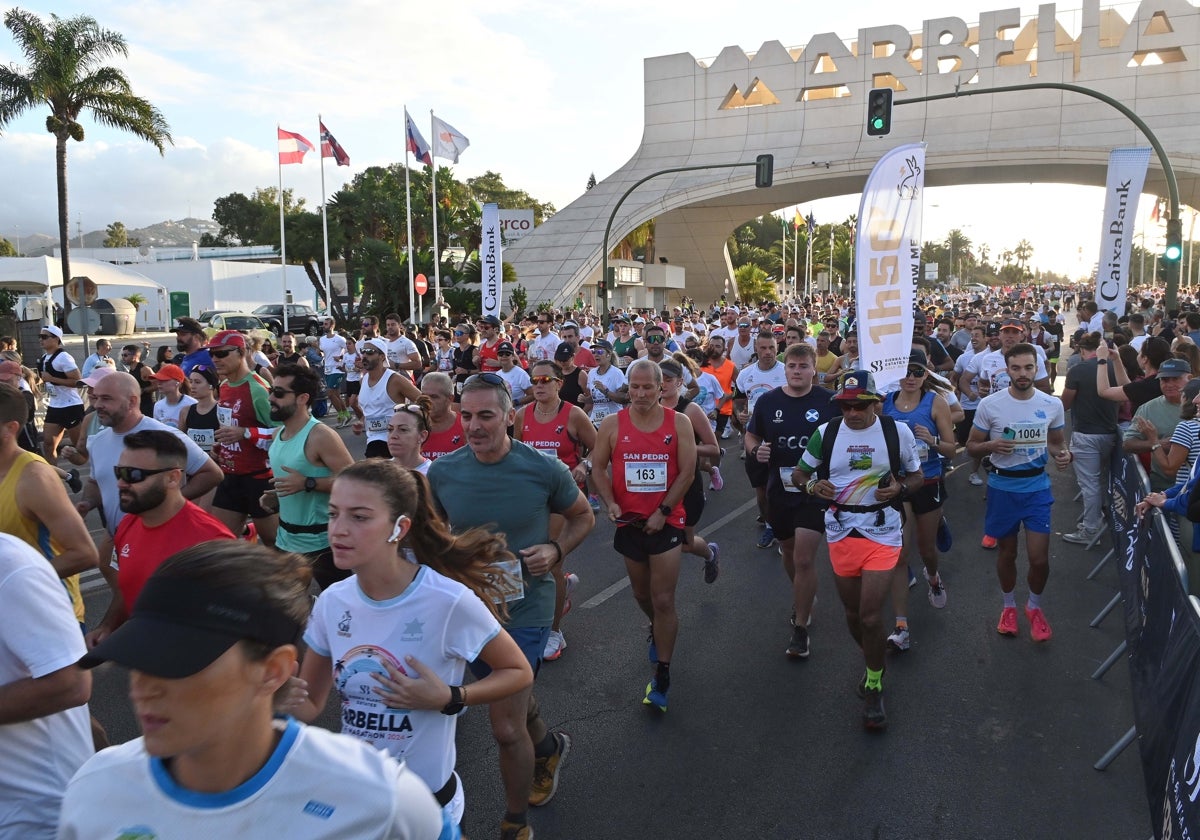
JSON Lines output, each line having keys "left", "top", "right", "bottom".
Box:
{"left": 422, "top": 413, "right": 465, "bottom": 461}
{"left": 521, "top": 400, "right": 580, "bottom": 470}
{"left": 478, "top": 338, "right": 502, "bottom": 372}
{"left": 611, "top": 407, "right": 685, "bottom": 527}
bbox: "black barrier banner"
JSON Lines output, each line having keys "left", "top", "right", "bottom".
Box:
{"left": 1109, "top": 450, "right": 1148, "bottom": 647}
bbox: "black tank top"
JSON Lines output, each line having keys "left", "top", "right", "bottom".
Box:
{"left": 559, "top": 367, "right": 585, "bottom": 409}
{"left": 129, "top": 361, "right": 155, "bottom": 416}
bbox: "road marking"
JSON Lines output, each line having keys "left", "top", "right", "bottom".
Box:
{"left": 581, "top": 497, "right": 759, "bottom": 609}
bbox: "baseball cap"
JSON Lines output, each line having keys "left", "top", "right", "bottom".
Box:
{"left": 592, "top": 339, "right": 613, "bottom": 353}
{"left": 209, "top": 330, "right": 247, "bottom": 350}
{"left": 358, "top": 337, "right": 389, "bottom": 355}
{"left": 173, "top": 317, "right": 205, "bottom": 336}
{"left": 79, "top": 576, "right": 302, "bottom": 679}
{"left": 81, "top": 366, "right": 115, "bottom": 388}
{"left": 1184, "top": 378, "right": 1200, "bottom": 401}
{"left": 999, "top": 318, "right": 1024, "bottom": 331}
{"left": 39, "top": 325, "right": 63, "bottom": 340}
{"left": 907, "top": 349, "right": 930, "bottom": 372}
{"left": 832, "top": 370, "right": 880, "bottom": 402}
{"left": 554, "top": 342, "right": 574, "bottom": 362}
{"left": 478, "top": 315, "right": 502, "bottom": 328}
{"left": 496, "top": 341, "right": 516, "bottom": 355}
{"left": 985, "top": 321, "right": 1002, "bottom": 336}
{"left": 633, "top": 316, "right": 647, "bottom": 324}
{"left": 151, "top": 363, "right": 185, "bottom": 382}
{"left": 1157, "top": 358, "right": 1192, "bottom": 378}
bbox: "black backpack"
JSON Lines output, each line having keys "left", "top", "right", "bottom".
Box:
{"left": 815, "top": 414, "right": 906, "bottom": 518}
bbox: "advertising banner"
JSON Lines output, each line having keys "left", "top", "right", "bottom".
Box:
{"left": 499, "top": 209, "right": 536, "bottom": 245}
{"left": 1096, "top": 147, "right": 1151, "bottom": 315}
{"left": 481, "top": 202, "right": 502, "bottom": 318}
{"left": 854, "top": 143, "right": 925, "bottom": 391}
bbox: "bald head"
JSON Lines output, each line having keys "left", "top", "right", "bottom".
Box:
{"left": 101, "top": 371, "right": 141, "bottom": 401}
{"left": 92, "top": 371, "right": 142, "bottom": 431}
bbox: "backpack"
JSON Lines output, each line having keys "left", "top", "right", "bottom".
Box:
{"left": 815, "top": 414, "right": 906, "bottom": 518}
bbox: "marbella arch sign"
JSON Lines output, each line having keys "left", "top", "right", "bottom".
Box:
{"left": 507, "top": 0, "right": 1200, "bottom": 307}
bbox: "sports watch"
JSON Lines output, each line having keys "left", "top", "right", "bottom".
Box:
{"left": 441, "top": 685, "right": 466, "bottom": 715}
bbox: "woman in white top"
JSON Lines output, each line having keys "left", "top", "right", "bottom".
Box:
{"left": 283, "top": 461, "right": 532, "bottom": 830}
{"left": 150, "top": 364, "right": 196, "bottom": 430}
{"left": 389, "top": 397, "right": 433, "bottom": 475}
{"left": 65, "top": 540, "right": 449, "bottom": 840}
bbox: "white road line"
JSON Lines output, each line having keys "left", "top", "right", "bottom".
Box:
{"left": 581, "top": 497, "right": 759, "bottom": 609}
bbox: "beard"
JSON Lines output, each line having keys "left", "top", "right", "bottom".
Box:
{"left": 269, "top": 403, "right": 297, "bottom": 422}
{"left": 119, "top": 482, "right": 168, "bottom": 515}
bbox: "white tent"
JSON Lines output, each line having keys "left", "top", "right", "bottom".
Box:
{"left": 0, "top": 256, "right": 169, "bottom": 330}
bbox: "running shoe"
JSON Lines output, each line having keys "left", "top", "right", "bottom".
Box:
{"left": 906, "top": 565, "right": 917, "bottom": 589}
{"left": 981, "top": 535, "right": 998, "bottom": 550}
{"left": 65, "top": 468, "right": 82, "bottom": 494}
{"left": 925, "top": 571, "right": 947, "bottom": 609}
{"left": 862, "top": 687, "right": 887, "bottom": 731}
{"left": 786, "top": 625, "right": 810, "bottom": 659}
{"left": 722, "top": 425, "right": 732, "bottom": 439}
{"left": 997, "top": 606, "right": 1019, "bottom": 636}
{"left": 757, "top": 524, "right": 776, "bottom": 549}
{"left": 1062, "top": 528, "right": 1099, "bottom": 545}
{"left": 562, "top": 573, "right": 578, "bottom": 617}
{"left": 647, "top": 628, "right": 658, "bottom": 664}
{"left": 588, "top": 494, "right": 601, "bottom": 513}
{"left": 968, "top": 472, "right": 984, "bottom": 486}
{"left": 1025, "top": 606, "right": 1053, "bottom": 642}
{"left": 703, "top": 542, "right": 720, "bottom": 584}
{"left": 543, "top": 629, "right": 566, "bottom": 661}
{"left": 886, "top": 626, "right": 911, "bottom": 652}
{"left": 529, "top": 731, "right": 571, "bottom": 807}
{"left": 643, "top": 678, "right": 669, "bottom": 712}
{"left": 710, "top": 466, "right": 724, "bottom": 491}
{"left": 500, "top": 820, "right": 534, "bottom": 840}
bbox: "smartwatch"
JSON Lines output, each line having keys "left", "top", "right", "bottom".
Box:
{"left": 441, "top": 685, "right": 466, "bottom": 716}
{"left": 658, "top": 503, "right": 672, "bottom": 517}
{"left": 304, "top": 476, "right": 318, "bottom": 492}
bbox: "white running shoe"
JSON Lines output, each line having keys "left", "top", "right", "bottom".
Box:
{"left": 543, "top": 629, "right": 566, "bottom": 661}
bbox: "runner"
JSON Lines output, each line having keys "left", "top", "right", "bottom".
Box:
{"left": 181, "top": 365, "right": 220, "bottom": 459}
{"left": 69, "top": 541, "right": 450, "bottom": 840}
{"left": 744, "top": 343, "right": 839, "bottom": 658}
{"left": 389, "top": 397, "right": 435, "bottom": 474}
{"left": 319, "top": 317, "right": 352, "bottom": 427}
{"left": 590, "top": 359, "right": 696, "bottom": 712}
{"left": 420, "top": 373, "right": 465, "bottom": 462}
{"left": 150, "top": 364, "right": 195, "bottom": 430}
{"left": 791, "top": 371, "right": 923, "bottom": 730}
{"left": 494, "top": 342, "right": 532, "bottom": 404}
{"left": 283, "top": 460, "right": 533, "bottom": 834}
{"left": 352, "top": 337, "right": 421, "bottom": 459}
{"left": 736, "top": 332, "right": 788, "bottom": 548}
{"left": 583, "top": 340, "right": 627, "bottom": 426}
{"left": 36, "top": 324, "right": 83, "bottom": 464}
{"left": 966, "top": 343, "right": 1072, "bottom": 642}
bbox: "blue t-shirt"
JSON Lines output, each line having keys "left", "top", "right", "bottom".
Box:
{"left": 178, "top": 347, "right": 213, "bottom": 377}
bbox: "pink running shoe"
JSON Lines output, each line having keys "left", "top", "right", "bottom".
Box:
{"left": 710, "top": 467, "right": 724, "bottom": 491}
{"left": 1025, "top": 606, "right": 1053, "bottom": 642}
{"left": 996, "top": 606, "right": 1018, "bottom": 637}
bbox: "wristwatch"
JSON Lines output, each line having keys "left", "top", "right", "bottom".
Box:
{"left": 304, "top": 476, "right": 318, "bottom": 492}
{"left": 1151, "top": 443, "right": 1161, "bottom": 452}
{"left": 441, "top": 685, "right": 466, "bottom": 716}
{"left": 658, "top": 503, "right": 672, "bottom": 517}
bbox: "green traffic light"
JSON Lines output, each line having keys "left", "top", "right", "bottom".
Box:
{"left": 871, "top": 117, "right": 884, "bottom": 130}
{"left": 1166, "top": 244, "right": 1182, "bottom": 260}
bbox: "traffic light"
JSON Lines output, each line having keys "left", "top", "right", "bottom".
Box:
{"left": 755, "top": 154, "right": 774, "bottom": 188}
{"left": 1164, "top": 218, "right": 1183, "bottom": 262}
{"left": 600, "top": 266, "right": 615, "bottom": 296}
{"left": 866, "top": 88, "right": 893, "bottom": 136}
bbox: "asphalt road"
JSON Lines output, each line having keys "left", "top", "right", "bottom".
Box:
{"left": 79, "top": 418, "right": 1152, "bottom": 840}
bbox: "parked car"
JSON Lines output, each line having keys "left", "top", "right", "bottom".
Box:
{"left": 252, "top": 304, "right": 323, "bottom": 336}
{"left": 203, "top": 313, "right": 273, "bottom": 343}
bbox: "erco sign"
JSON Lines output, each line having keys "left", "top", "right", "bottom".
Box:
{"left": 499, "top": 209, "right": 535, "bottom": 244}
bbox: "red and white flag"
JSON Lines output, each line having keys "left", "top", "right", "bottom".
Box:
{"left": 431, "top": 116, "right": 470, "bottom": 164}
{"left": 278, "top": 127, "right": 315, "bottom": 165}
{"left": 319, "top": 121, "right": 350, "bottom": 166}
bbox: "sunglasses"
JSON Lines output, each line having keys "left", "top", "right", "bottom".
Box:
{"left": 738, "top": 324, "right": 751, "bottom": 328}
{"left": 361, "top": 321, "right": 373, "bottom": 326}
{"left": 531, "top": 375, "right": 560, "bottom": 385}
{"left": 360, "top": 348, "right": 381, "bottom": 356}
{"left": 838, "top": 402, "right": 873, "bottom": 412}
{"left": 593, "top": 348, "right": 607, "bottom": 355}
{"left": 645, "top": 335, "right": 665, "bottom": 343}
{"left": 537, "top": 320, "right": 550, "bottom": 325}
{"left": 114, "top": 465, "right": 175, "bottom": 483}
{"left": 905, "top": 368, "right": 927, "bottom": 378}
{"left": 210, "top": 349, "right": 238, "bottom": 359}
{"left": 393, "top": 403, "right": 427, "bottom": 418}
{"left": 454, "top": 331, "right": 465, "bottom": 336}
{"left": 39, "top": 334, "right": 54, "bottom": 339}
{"left": 268, "top": 386, "right": 295, "bottom": 398}
{"left": 466, "top": 372, "right": 508, "bottom": 389}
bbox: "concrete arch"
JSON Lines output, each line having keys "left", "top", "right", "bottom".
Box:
{"left": 508, "top": 0, "right": 1200, "bottom": 307}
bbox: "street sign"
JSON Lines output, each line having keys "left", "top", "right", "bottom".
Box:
{"left": 415, "top": 273, "right": 429, "bottom": 295}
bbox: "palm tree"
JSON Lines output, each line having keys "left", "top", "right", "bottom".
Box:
{"left": 0, "top": 9, "right": 172, "bottom": 319}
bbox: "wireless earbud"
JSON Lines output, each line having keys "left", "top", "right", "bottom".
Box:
{"left": 387, "top": 516, "right": 408, "bottom": 544}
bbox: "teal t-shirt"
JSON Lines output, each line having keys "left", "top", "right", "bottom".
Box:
{"left": 427, "top": 440, "right": 580, "bottom": 629}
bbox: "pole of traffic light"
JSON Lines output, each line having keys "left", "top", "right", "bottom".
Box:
{"left": 600, "top": 158, "right": 770, "bottom": 325}
{"left": 894, "top": 82, "right": 1181, "bottom": 310}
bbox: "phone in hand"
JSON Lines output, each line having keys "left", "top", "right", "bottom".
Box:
{"left": 878, "top": 473, "right": 893, "bottom": 489}
{"left": 1002, "top": 427, "right": 1016, "bottom": 441}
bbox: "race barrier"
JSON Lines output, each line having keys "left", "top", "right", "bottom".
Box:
{"left": 1105, "top": 451, "right": 1200, "bottom": 838}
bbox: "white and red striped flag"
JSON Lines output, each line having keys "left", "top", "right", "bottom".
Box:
{"left": 278, "top": 127, "right": 315, "bottom": 164}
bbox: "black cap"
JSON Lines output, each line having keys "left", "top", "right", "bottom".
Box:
{"left": 554, "top": 342, "right": 574, "bottom": 361}
{"left": 79, "top": 577, "right": 302, "bottom": 679}
{"left": 986, "top": 321, "right": 1002, "bottom": 336}
{"left": 496, "top": 341, "right": 516, "bottom": 355}
{"left": 174, "top": 317, "right": 205, "bottom": 336}
{"left": 479, "top": 315, "right": 502, "bottom": 328}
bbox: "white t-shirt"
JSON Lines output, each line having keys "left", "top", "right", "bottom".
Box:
{"left": 973, "top": 386, "right": 1065, "bottom": 493}
{"left": 57, "top": 718, "right": 447, "bottom": 840}
{"left": 969, "top": 347, "right": 1048, "bottom": 394}
{"left": 320, "top": 334, "right": 348, "bottom": 375}
{"left": 89, "top": 417, "right": 214, "bottom": 536}
{"left": 954, "top": 346, "right": 981, "bottom": 410}
{"left": 304, "top": 568, "right": 499, "bottom": 814}
{"left": 586, "top": 365, "right": 627, "bottom": 426}
{"left": 343, "top": 350, "right": 361, "bottom": 382}
{"left": 0, "top": 533, "right": 93, "bottom": 840}
{"left": 39, "top": 349, "right": 82, "bottom": 409}
{"left": 800, "top": 419, "right": 921, "bottom": 546}
{"left": 153, "top": 395, "right": 197, "bottom": 430}
{"left": 387, "top": 336, "right": 419, "bottom": 371}
{"left": 710, "top": 326, "right": 739, "bottom": 345}
{"left": 694, "top": 371, "right": 726, "bottom": 416}
{"left": 735, "top": 361, "right": 788, "bottom": 415}
{"left": 496, "top": 365, "right": 532, "bottom": 404}
{"left": 527, "top": 332, "right": 560, "bottom": 363}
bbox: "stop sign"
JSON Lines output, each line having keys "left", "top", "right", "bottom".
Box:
{"left": 415, "top": 274, "right": 429, "bottom": 295}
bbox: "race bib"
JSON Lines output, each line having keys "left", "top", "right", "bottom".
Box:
{"left": 591, "top": 406, "right": 609, "bottom": 425}
{"left": 366, "top": 415, "right": 390, "bottom": 434}
{"left": 616, "top": 355, "right": 630, "bottom": 369}
{"left": 189, "top": 428, "right": 215, "bottom": 451}
{"left": 486, "top": 558, "right": 525, "bottom": 605}
{"left": 625, "top": 461, "right": 667, "bottom": 492}
{"left": 217, "top": 406, "right": 233, "bottom": 426}
{"left": 535, "top": 446, "right": 558, "bottom": 460}
{"left": 1008, "top": 420, "right": 1048, "bottom": 458}
{"left": 780, "top": 466, "right": 802, "bottom": 492}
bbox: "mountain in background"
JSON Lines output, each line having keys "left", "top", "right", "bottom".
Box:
{"left": 2, "top": 217, "right": 222, "bottom": 256}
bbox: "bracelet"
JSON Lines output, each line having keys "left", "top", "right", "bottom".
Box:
{"left": 549, "top": 540, "right": 564, "bottom": 565}
{"left": 805, "top": 477, "right": 819, "bottom": 495}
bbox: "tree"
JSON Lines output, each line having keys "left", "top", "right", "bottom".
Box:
{"left": 586, "top": 173, "right": 597, "bottom": 191}
{"left": 467, "top": 171, "right": 555, "bottom": 224}
{"left": 733, "top": 263, "right": 778, "bottom": 303}
{"left": 0, "top": 238, "right": 15, "bottom": 257}
{"left": 0, "top": 9, "right": 172, "bottom": 322}
{"left": 103, "top": 220, "right": 128, "bottom": 247}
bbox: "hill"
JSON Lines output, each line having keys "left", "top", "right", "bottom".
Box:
{"left": 2, "top": 217, "right": 222, "bottom": 256}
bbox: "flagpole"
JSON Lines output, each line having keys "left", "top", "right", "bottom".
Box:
{"left": 277, "top": 124, "right": 289, "bottom": 334}
{"left": 793, "top": 211, "right": 798, "bottom": 301}
{"left": 403, "top": 107, "right": 417, "bottom": 325}
{"left": 780, "top": 216, "right": 786, "bottom": 299}
{"left": 318, "top": 115, "right": 332, "bottom": 316}
{"left": 430, "top": 109, "right": 442, "bottom": 313}
{"left": 829, "top": 223, "right": 834, "bottom": 294}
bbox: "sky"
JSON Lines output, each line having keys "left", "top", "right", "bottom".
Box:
{"left": 0, "top": 0, "right": 1170, "bottom": 278}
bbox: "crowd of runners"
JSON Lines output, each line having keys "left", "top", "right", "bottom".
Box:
{"left": 8, "top": 281, "right": 1200, "bottom": 839}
